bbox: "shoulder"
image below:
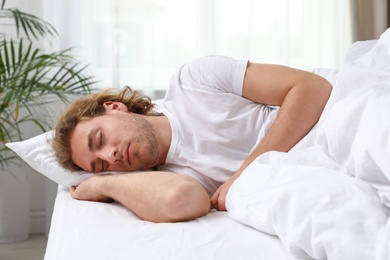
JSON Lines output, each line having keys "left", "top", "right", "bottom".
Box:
{"left": 176, "top": 55, "right": 248, "bottom": 94}
{"left": 183, "top": 55, "right": 245, "bottom": 72}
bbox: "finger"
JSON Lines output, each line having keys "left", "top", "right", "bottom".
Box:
{"left": 69, "top": 186, "right": 77, "bottom": 198}
{"left": 210, "top": 190, "right": 220, "bottom": 210}
{"left": 210, "top": 188, "right": 219, "bottom": 204}
{"left": 218, "top": 197, "right": 226, "bottom": 211}
{"left": 216, "top": 188, "right": 227, "bottom": 211}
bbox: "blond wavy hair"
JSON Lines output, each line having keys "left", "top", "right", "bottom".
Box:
{"left": 52, "top": 86, "right": 161, "bottom": 171}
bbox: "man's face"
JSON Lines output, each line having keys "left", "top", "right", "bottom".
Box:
{"left": 70, "top": 110, "right": 159, "bottom": 173}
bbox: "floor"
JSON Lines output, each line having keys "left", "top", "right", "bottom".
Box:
{"left": 0, "top": 234, "right": 47, "bottom": 260}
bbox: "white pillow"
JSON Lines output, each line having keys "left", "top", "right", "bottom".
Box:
{"left": 6, "top": 98, "right": 165, "bottom": 187}
{"left": 6, "top": 131, "right": 97, "bottom": 187}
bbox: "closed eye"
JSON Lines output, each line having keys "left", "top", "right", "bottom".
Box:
{"left": 97, "top": 132, "right": 103, "bottom": 172}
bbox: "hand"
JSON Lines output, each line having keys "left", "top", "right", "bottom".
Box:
{"left": 210, "top": 172, "right": 240, "bottom": 211}
{"left": 69, "top": 175, "right": 113, "bottom": 203}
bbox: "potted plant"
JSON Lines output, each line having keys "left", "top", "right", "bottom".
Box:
{"left": 0, "top": 0, "right": 94, "bottom": 242}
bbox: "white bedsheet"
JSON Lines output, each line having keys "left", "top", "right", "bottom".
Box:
{"left": 226, "top": 29, "right": 390, "bottom": 259}
{"left": 45, "top": 186, "right": 301, "bottom": 260}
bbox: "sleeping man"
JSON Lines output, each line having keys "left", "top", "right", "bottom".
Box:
{"left": 52, "top": 55, "right": 332, "bottom": 223}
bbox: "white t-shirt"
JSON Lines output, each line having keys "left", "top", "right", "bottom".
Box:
{"left": 158, "top": 56, "right": 279, "bottom": 195}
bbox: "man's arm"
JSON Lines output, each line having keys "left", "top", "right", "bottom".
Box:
{"left": 211, "top": 62, "right": 332, "bottom": 210}
{"left": 70, "top": 171, "right": 211, "bottom": 222}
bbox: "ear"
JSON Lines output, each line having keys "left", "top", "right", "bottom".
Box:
{"left": 102, "top": 101, "right": 129, "bottom": 112}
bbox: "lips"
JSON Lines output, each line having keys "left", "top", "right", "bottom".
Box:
{"left": 126, "top": 144, "right": 132, "bottom": 165}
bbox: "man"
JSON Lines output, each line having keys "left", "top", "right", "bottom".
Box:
{"left": 52, "top": 55, "right": 332, "bottom": 223}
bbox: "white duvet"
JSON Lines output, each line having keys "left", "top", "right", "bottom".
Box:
{"left": 226, "top": 28, "right": 390, "bottom": 260}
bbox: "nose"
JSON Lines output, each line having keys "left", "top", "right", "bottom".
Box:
{"left": 97, "top": 146, "right": 119, "bottom": 164}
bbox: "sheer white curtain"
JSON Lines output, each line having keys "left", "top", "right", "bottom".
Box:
{"left": 42, "top": 0, "right": 353, "bottom": 94}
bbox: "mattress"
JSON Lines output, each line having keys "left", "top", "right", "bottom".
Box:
{"left": 44, "top": 186, "right": 301, "bottom": 260}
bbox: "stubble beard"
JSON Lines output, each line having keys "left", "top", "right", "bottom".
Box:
{"left": 111, "top": 113, "right": 159, "bottom": 170}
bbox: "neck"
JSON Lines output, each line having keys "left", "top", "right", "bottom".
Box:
{"left": 144, "top": 115, "right": 171, "bottom": 166}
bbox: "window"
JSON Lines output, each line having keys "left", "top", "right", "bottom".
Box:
{"left": 43, "top": 0, "right": 352, "bottom": 95}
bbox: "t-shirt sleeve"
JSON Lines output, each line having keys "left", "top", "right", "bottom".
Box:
{"left": 178, "top": 55, "right": 248, "bottom": 96}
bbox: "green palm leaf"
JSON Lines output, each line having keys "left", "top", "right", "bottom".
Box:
{"left": 0, "top": 0, "right": 95, "bottom": 167}
{"left": 0, "top": 6, "right": 57, "bottom": 41}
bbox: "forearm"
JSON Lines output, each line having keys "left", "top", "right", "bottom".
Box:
{"left": 241, "top": 74, "right": 332, "bottom": 172}
{"left": 71, "top": 171, "right": 211, "bottom": 223}
{"left": 211, "top": 63, "right": 331, "bottom": 211}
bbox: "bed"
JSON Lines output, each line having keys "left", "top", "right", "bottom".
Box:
{"left": 45, "top": 186, "right": 300, "bottom": 259}
{"left": 7, "top": 29, "right": 390, "bottom": 260}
